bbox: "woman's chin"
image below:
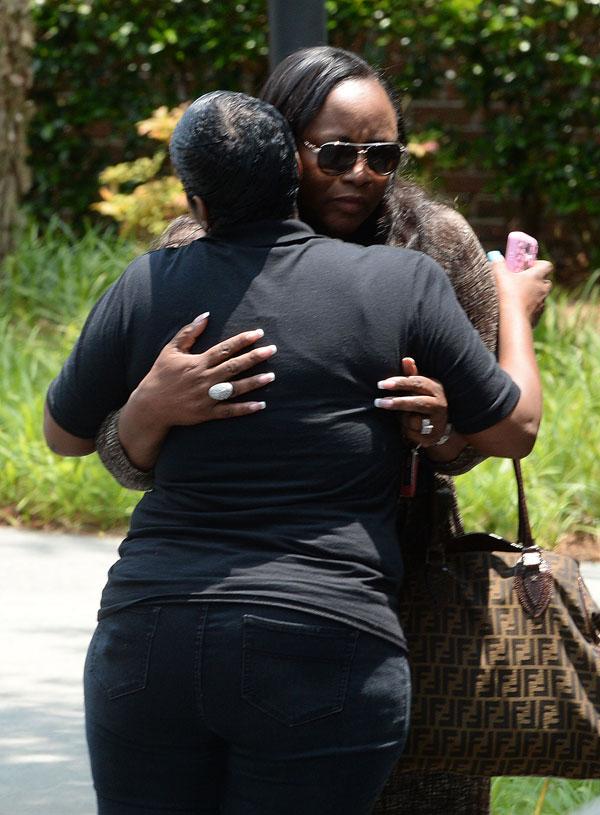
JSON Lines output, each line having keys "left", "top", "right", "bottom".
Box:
{"left": 320, "top": 212, "right": 367, "bottom": 240}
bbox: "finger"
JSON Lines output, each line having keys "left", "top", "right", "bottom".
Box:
{"left": 169, "top": 312, "right": 210, "bottom": 352}
{"left": 209, "top": 344, "right": 278, "bottom": 379}
{"left": 211, "top": 401, "right": 267, "bottom": 420}
{"left": 401, "top": 357, "right": 418, "bottom": 376}
{"left": 400, "top": 413, "right": 443, "bottom": 448}
{"left": 529, "top": 260, "right": 554, "bottom": 277}
{"left": 201, "top": 329, "right": 268, "bottom": 367}
{"left": 377, "top": 377, "right": 443, "bottom": 396}
{"left": 403, "top": 412, "right": 435, "bottom": 434}
{"left": 403, "top": 427, "right": 437, "bottom": 449}
{"left": 221, "top": 372, "right": 275, "bottom": 397}
{"left": 374, "top": 395, "right": 445, "bottom": 414}
{"left": 400, "top": 411, "right": 447, "bottom": 443}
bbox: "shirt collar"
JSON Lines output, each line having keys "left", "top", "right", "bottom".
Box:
{"left": 207, "top": 218, "right": 317, "bottom": 247}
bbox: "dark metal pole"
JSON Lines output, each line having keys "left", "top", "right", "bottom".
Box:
{"left": 268, "top": 0, "right": 327, "bottom": 70}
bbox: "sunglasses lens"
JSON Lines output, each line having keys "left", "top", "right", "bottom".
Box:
{"left": 367, "top": 144, "right": 402, "bottom": 175}
{"left": 317, "top": 143, "right": 358, "bottom": 174}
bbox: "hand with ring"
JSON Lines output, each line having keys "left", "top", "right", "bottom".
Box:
{"left": 373, "top": 357, "right": 450, "bottom": 448}
{"left": 126, "top": 312, "right": 277, "bottom": 429}
{"left": 117, "top": 313, "right": 277, "bottom": 471}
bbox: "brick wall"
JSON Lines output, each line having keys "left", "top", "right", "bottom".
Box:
{"left": 407, "top": 93, "right": 517, "bottom": 251}
{"left": 404, "top": 93, "right": 593, "bottom": 283}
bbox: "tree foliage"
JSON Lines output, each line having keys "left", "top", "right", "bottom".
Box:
{"left": 28, "top": 0, "right": 600, "bottom": 271}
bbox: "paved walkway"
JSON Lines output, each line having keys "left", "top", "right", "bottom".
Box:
{"left": 1, "top": 526, "right": 599, "bottom": 814}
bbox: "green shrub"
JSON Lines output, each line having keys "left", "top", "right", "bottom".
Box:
{"left": 91, "top": 104, "right": 188, "bottom": 240}
{"left": 29, "top": 0, "right": 269, "bottom": 221}
{"left": 29, "top": 1, "right": 600, "bottom": 277}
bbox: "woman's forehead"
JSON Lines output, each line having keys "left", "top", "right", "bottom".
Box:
{"left": 305, "top": 78, "right": 398, "bottom": 141}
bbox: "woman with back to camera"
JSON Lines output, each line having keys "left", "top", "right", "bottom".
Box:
{"left": 89, "top": 48, "right": 551, "bottom": 814}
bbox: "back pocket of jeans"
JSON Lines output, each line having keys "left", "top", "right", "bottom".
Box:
{"left": 242, "top": 614, "right": 358, "bottom": 726}
{"left": 88, "top": 606, "right": 161, "bottom": 699}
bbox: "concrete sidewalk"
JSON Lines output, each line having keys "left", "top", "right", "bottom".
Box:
{"left": 0, "top": 527, "right": 119, "bottom": 815}
{"left": 1, "top": 526, "right": 599, "bottom": 814}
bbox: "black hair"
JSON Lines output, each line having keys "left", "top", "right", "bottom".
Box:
{"left": 260, "top": 46, "right": 407, "bottom": 145}
{"left": 169, "top": 91, "right": 299, "bottom": 231}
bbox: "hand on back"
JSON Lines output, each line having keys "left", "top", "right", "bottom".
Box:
{"left": 129, "top": 314, "right": 277, "bottom": 431}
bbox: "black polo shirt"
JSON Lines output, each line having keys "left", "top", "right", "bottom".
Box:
{"left": 47, "top": 219, "right": 519, "bottom": 647}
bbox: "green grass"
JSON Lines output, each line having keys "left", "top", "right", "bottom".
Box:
{"left": 0, "top": 220, "right": 140, "bottom": 530}
{"left": 492, "top": 777, "right": 600, "bottom": 814}
{"left": 1, "top": 219, "right": 599, "bottom": 542}
{"left": 455, "top": 279, "right": 600, "bottom": 549}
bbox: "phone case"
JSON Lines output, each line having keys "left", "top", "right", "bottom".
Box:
{"left": 505, "top": 231, "right": 538, "bottom": 272}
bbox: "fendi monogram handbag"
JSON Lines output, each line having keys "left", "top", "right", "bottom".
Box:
{"left": 395, "top": 460, "right": 600, "bottom": 778}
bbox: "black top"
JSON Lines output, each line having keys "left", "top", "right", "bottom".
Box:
{"left": 47, "top": 219, "right": 519, "bottom": 647}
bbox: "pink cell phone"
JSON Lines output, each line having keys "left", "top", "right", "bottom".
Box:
{"left": 505, "top": 231, "right": 538, "bottom": 272}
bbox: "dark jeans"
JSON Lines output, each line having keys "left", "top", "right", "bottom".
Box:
{"left": 84, "top": 602, "right": 410, "bottom": 814}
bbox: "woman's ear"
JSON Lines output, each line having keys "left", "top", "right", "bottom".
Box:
{"left": 295, "top": 151, "right": 303, "bottom": 181}
{"left": 188, "top": 195, "right": 209, "bottom": 231}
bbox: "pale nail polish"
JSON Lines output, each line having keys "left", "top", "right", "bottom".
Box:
{"left": 258, "top": 372, "right": 275, "bottom": 384}
{"left": 374, "top": 398, "right": 394, "bottom": 408}
{"left": 250, "top": 401, "right": 266, "bottom": 411}
{"left": 192, "top": 311, "right": 210, "bottom": 324}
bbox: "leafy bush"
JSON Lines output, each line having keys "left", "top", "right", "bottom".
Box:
{"left": 91, "top": 105, "right": 188, "bottom": 240}
{"left": 29, "top": 0, "right": 269, "bottom": 220}
{"left": 28, "top": 1, "right": 600, "bottom": 275}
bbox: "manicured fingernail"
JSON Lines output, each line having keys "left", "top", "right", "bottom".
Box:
{"left": 249, "top": 401, "right": 266, "bottom": 411}
{"left": 257, "top": 372, "right": 275, "bottom": 384}
{"left": 486, "top": 251, "right": 504, "bottom": 262}
{"left": 257, "top": 344, "right": 277, "bottom": 356}
{"left": 374, "top": 398, "right": 394, "bottom": 408}
{"left": 377, "top": 379, "right": 398, "bottom": 389}
{"left": 193, "top": 311, "right": 210, "bottom": 324}
{"left": 252, "top": 328, "right": 265, "bottom": 338}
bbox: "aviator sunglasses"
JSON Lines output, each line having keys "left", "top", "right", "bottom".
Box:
{"left": 303, "top": 139, "right": 405, "bottom": 177}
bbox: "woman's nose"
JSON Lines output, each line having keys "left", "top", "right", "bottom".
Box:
{"left": 343, "top": 154, "right": 371, "bottom": 184}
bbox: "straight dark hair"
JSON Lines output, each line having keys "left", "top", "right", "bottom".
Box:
{"left": 260, "top": 46, "right": 407, "bottom": 145}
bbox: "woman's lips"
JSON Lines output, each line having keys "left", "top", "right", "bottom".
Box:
{"left": 331, "top": 196, "right": 367, "bottom": 214}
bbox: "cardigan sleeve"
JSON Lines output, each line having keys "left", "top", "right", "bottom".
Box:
{"left": 412, "top": 204, "right": 499, "bottom": 475}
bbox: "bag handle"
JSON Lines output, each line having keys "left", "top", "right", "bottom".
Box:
{"left": 444, "top": 460, "right": 534, "bottom": 555}
{"left": 513, "top": 459, "right": 534, "bottom": 547}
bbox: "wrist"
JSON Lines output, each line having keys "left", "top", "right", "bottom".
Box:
{"left": 424, "top": 429, "right": 467, "bottom": 463}
{"left": 118, "top": 390, "right": 170, "bottom": 472}
{"left": 123, "top": 385, "right": 170, "bottom": 436}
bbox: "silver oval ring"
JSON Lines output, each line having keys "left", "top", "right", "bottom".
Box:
{"left": 208, "top": 382, "right": 234, "bottom": 401}
{"left": 420, "top": 418, "right": 434, "bottom": 436}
